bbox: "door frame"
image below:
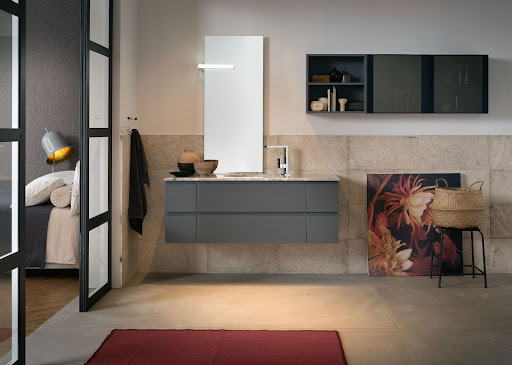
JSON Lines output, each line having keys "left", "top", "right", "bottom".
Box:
{"left": 0, "top": 0, "right": 26, "bottom": 363}
{"left": 79, "top": 0, "right": 113, "bottom": 312}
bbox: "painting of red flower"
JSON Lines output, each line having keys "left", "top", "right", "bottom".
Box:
{"left": 367, "top": 173, "right": 462, "bottom": 276}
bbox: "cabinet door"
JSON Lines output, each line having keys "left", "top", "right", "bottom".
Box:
{"left": 197, "top": 183, "right": 306, "bottom": 213}
{"left": 165, "top": 214, "right": 197, "bottom": 243}
{"left": 197, "top": 214, "right": 307, "bottom": 243}
{"left": 307, "top": 183, "right": 339, "bottom": 213}
{"left": 372, "top": 55, "right": 422, "bottom": 113}
{"left": 307, "top": 214, "right": 339, "bottom": 243}
{"left": 165, "top": 183, "right": 197, "bottom": 213}
{"left": 434, "top": 56, "right": 483, "bottom": 113}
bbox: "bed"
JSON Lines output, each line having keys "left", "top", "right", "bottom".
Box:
{"left": 0, "top": 172, "right": 80, "bottom": 269}
{"left": 26, "top": 202, "right": 79, "bottom": 269}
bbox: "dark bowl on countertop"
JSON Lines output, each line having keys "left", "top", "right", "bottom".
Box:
{"left": 178, "top": 163, "right": 195, "bottom": 173}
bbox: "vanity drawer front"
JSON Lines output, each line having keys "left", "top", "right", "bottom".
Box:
{"left": 165, "top": 214, "right": 197, "bottom": 243}
{"left": 197, "top": 183, "right": 307, "bottom": 213}
{"left": 197, "top": 214, "right": 307, "bottom": 243}
{"left": 165, "top": 183, "right": 196, "bottom": 213}
{"left": 307, "top": 214, "right": 339, "bottom": 243}
{"left": 307, "top": 182, "right": 339, "bottom": 212}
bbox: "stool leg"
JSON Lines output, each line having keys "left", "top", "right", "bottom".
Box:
{"left": 438, "top": 232, "right": 443, "bottom": 288}
{"left": 479, "top": 230, "right": 488, "bottom": 288}
{"left": 430, "top": 230, "right": 435, "bottom": 279}
{"left": 471, "top": 231, "right": 475, "bottom": 278}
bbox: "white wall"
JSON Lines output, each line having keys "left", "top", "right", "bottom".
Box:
{"left": 138, "top": 0, "right": 512, "bottom": 136}
{"left": 113, "top": 0, "right": 139, "bottom": 288}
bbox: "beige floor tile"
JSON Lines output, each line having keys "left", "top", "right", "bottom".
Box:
{"left": 340, "top": 329, "right": 419, "bottom": 365}
{"left": 23, "top": 274, "right": 512, "bottom": 365}
{"left": 26, "top": 327, "right": 113, "bottom": 365}
{"left": 370, "top": 275, "right": 512, "bottom": 330}
{"left": 404, "top": 329, "right": 512, "bottom": 365}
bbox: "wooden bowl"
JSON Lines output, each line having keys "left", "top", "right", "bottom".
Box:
{"left": 194, "top": 161, "right": 214, "bottom": 176}
{"left": 204, "top": 160, "right": 219, "bottom": 172}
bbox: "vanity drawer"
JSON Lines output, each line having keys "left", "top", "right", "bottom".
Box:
{"left": 197, "top": 183, "right": 307, "bottom": 213}
{"left": 165, "top": 183, "right": 196, "bottom": 213}
{"left": 197, "top": 214, "right": 307, "bottom": 243}
{"left": 165, "top": 214, "right": 197, "bottom": 243}
{"left": 307, "top": 182, "right": 339, "bottom": 212}
{"left": 307, "top": 214, "right": 339, "bottom": 243}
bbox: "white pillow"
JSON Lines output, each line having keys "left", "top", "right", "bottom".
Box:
{"left": 70, "top": 161, "right": 80, "bottom": 216}
{"left": 50, "top": 185, "right": 72, "bottom": 208}
{"left": 26, "top": 175, "right": 65, "bottom": 207}
{"left": 45, "top": 171, "right": 75, "bottom": 186}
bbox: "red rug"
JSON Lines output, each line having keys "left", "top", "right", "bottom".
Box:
{"left": 86, "top": 329, "right": 348, "bottom": 365}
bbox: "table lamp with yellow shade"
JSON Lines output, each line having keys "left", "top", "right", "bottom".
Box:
{"left": 42, "top": 129, "right": 76, "bottom": 172}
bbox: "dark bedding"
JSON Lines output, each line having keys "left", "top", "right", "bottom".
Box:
{"left": 25, "top": 202, "right": 54, "bottom": 269}
{"left": 0, "top": 190, "right": 11, "bottom": 257}
{"left": 0, "top": 190, "right": 54, "bottom": 269}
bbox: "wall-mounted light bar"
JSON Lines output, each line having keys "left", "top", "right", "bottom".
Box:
{"left": 198, "top": 64, "right": 235, "bottom": 70}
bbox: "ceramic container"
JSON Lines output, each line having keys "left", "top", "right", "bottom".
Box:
{"left": 204, "top": 160, "right": 219, "bottom": 172}
{"left": 318, "top": 97, "right": 328, "bottom": 111}
{"left": 194, "top": 161, "right": 214, "bottom": 176}
{"left": 329, "top": 68, "right": 343, "bottom": 82}
{"left": 310, "top": 101, "right": 324, "bottom": 112}
{"left": 338, "top": 98, "right": 348, "bottom": 112}
{"left": 178, "top": 150, "right": 200, "bottom": 163}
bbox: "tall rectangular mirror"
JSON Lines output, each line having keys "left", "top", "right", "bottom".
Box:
{"left": 203, "top": 36, "right": 263, "bottom": 174}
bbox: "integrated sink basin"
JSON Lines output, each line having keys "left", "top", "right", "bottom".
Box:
{"left": 217, "top": 174, "right": 268, "bottom": 179}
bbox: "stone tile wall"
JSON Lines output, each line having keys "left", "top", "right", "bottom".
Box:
{"left": 120, "top": 135, "right": 138, "bottom": 286}
{"left": 127, "top": 135, "right": 512, "bottom": 276}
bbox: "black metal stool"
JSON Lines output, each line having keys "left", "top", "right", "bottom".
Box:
{"left": 430, "top": 227, "right": 487, "bottom": 288}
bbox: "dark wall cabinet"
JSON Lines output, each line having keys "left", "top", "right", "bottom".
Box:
{"left": 307, "top": 54, "right": 488, "bottom": 114}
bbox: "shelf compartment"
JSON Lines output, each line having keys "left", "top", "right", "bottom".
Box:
{"left": 308, "top": 82, "right": 365, "bottom": 86}
{"left": 306, "top": 111, "right": 366, "bottom": 114}
{"left": 307, "top": 54, "right": 367, "bottom": 114}
{"left": 307, "top": 54, "right": 366, "bottom": 83}
{"left": 307, "top": 84, "right": 365, "bottom": 113}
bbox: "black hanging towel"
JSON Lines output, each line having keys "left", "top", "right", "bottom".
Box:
{"left": 128, "top": 129, "right": 150, "bottom": 234}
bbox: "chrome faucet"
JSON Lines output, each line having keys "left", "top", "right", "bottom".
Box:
{"left": 264, "top": 145, "right": 289, "bottom": 177}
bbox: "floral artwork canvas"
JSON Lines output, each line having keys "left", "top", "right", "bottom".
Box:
{"left": 367, "top": 173, "right": 462, "bottom": 276}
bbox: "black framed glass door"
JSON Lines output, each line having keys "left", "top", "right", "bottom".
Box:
{"left": 0, "top": 0, "right": 25, "bottom": 363}
{"left": 79, "top": 0, "right": 113, "bottom": 312}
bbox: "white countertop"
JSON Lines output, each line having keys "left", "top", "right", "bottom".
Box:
{"left": 164, "top": 174, "right": 339, "bottom": 182}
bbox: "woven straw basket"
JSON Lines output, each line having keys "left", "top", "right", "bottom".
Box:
{"left": 430, "top": 179, "right": 486, "bottom": 229}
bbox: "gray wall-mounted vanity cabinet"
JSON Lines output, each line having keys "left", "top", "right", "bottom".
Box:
{"left": 164, "top": 180, "right": 339, "bottom": 244}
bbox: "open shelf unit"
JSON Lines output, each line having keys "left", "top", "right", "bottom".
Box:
{"left": 306, "top": 54, "right": 367, "bottom": 114}
{"left": 306, "top": 54, "right": 488, "bottom": 115}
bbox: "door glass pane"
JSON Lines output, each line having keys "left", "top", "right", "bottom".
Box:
{"left": 89, "top": 137, "right": 108, "bottom": 218}
{"left": 88, "top": 223, "right": 108, "bottom": 297}
{"left": 89, "top": 51, "right": 109, "bottom": 128}
{"left": 0, "top": 142, "right": 18, "bottom": 259}
{"left": 90, "top": 0, "right": 109, "bottom": 48}
{"left": 0, "top": 11, "right": 19, "bottom": 128}
{"left": 373, "top": 55, "right": 422, "bottom": 113}
{"left": 0, "top": 269, "right": 19, "bottom": 365}
{"left": 434, "top": 55, "right": 483, "bottom": 113}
